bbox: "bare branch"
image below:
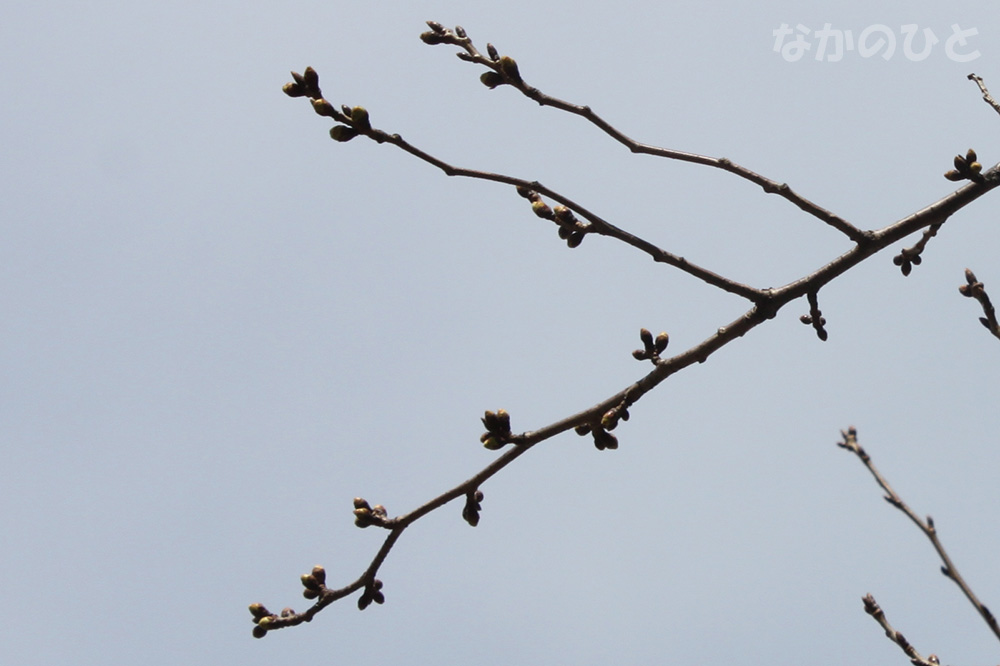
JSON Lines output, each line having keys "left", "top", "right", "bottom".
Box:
{"left": 968, "top": 73, "right": 1000, "bottom": 117}
{"left": 838, "top": 428, "right": 1000, "bottom": 643}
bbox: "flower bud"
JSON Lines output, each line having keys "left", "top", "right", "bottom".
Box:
{"left": 311, "top": 98, "right": 337, "bottom": 117}
{"left": 282, "top": 82, "right": 306, "bottom": 97}
{"left": 482, "top": 436, "right": 504, "bottom": 450}
{"left": 330, "top": 126, "right": 358, "bottom": 142}
{"left": 639, "top": 328, "right": 653, "bottom": 348}
{"left": 480, "top": 71, "right": 504, "bottom": 89}
{"left": 303, "top": 67, "right": 319, "bottom": 90}
{"left": 499, "top": 56, "right": 522, "bottom": 83}
{"left": 350, "top": 106, "right": 371, "bottom": 131}
{"left": 531, "top": 201, "right": 553, "bottom": 219}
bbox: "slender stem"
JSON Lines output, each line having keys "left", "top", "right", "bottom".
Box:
{"left": 840, "top": 429, "right": 1000, "bottom": 643}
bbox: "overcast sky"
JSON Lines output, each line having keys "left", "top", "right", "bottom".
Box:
{"left": 3, "top": 2, "right": 1000, "bottom": 665}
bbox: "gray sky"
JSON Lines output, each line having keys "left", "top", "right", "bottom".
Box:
{"left": 3, "top": 2, "right": 999, "bottom": 664}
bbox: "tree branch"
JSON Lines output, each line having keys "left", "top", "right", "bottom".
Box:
{"left": 256, "top": 28, "right": 1000, "bottom": 638}
{"left": 861, "top": 593, "right": 940, "bottom": 666}
{"left": 421, "top": 22, "right": 870, "bottom": 243}
{"left": 839, "top": 428, "right": 1000, "bottom": 645}
{"left": 968, "top": 73, "right": 1000, "bottom": 117}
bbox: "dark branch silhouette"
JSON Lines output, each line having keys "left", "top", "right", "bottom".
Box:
{"left": 839, "top": 427, "right": 1000, "bottom": 663}
{"left": 253, "top": 22, "right": 1000, "bottom": 641}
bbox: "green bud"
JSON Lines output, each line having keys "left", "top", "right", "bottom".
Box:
{"left": 480, "top": 71, "right": 505, "bottom": 89}
{"left": 330, "top": 125, "right": 358, "bottom": 142}
{"left": 311, "top": 98, "right": 338, "bottom": 118}
{"left": 482, "top": 436, "right": 504, "bottom": 450}
{"left": 499, "top": 56, "right": 522, "bottom": 83}
{"left": 282, "top": 82, "right": 306, "bottom": 98}
{"left": 350, "top": 106, "right": 371, "bottom": 131}
{"left": 531, "top": 200, "right": 553, "bottom": 219}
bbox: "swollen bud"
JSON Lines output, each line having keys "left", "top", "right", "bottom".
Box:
{"left": 654, "top": 332, "right": 669, "bottom": 354}
{"left": 480, "top": 71, "right": 505, "bottom": 89}
{"left": 482, "top": 436, "right": 504, "bottom": 450}
{"left": 639, "top": 328, "right": 653, "bottom": 348}
{"left": 283, "top": 82, "right": 306, "bottom": 97}
{"left": 303, "top": 67, "right": 319, "bottom": 90}
{"left": 499, "top": 56, "right": 523, "bottom": 83}
{"left": 531, "top": 200, "right": 554, "bottom": 219}
{"left": 350, "top": 106, "right": 372, "bottom": 131}
{"left": 330, "top": 125, "right": 359, "bottom": 142}
{"left": 311, "top": 98, "right": 338, "bottom": 118}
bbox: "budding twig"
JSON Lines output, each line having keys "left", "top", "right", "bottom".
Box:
{"left": 257, "top": 28, "right": 1000, "bottom": 637}
{"left": 959, "top": 269, "right": 1000, "bottom": 340}
{"left": 968, "top": 73, "right": 1000, "bottom": 116}
{"left": 839, "top": 428, "right": 1000, "bottom": 643}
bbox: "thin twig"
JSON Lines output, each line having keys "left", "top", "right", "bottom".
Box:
{"left": 383, "top": 131, "right": 763, "bottom": 300}
{"left": 968, "top": 73, "right": 1000, "bottom": 116}
{"left": 861, "top": 594, "right": 940, "bottom": 666}
{"left": 959, "top": 269, "right": 1000, "bottom": 340}
{"left": 433, "top": 24, "right": 870, "bottom": 242}
{"left": 838, "top": 428, "right": 1000, "bottom": 643}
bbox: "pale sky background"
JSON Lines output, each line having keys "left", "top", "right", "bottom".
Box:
{"left": 3, "top": 2, "right": 1000, "bottom": 665}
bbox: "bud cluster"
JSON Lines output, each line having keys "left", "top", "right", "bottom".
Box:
{"left": 480, "top": 409, "right": 512, "bottom": 450}
{"left": 516, "top": 186, "right": 587, "bottom": 248}
{"left": 282, "top": 67, "right": 322, "bottom": 100}
{"left": 300, "top": 565, "right": 328, "bottom": 600}
{"left": 798, "top": 292, "right": 828, "bottom": 341}
{"left": 944, "top": 148, "right": 985, "bottom": 184}
{"left": 631, "top": 327, "right": 669, "bottom": 362}
{"left": 249, "top": 602, "right": 276, "bottom": 638}
{"left": 283, "top": 67, "right": 378, "bottom": 145}
{"left": 574, "top": 423, "right": 619, "bottom": 451}
{"left": 358, "top": 579, "right": 385, "bottom": 610}
{"left": 419, "top": 21, "right": 468, "bottom": 47}
{"left": 353, "top": 497, "right": 389, "bottom": 528}
{"left": 462, "top": 489, "right": 485, "bottom": 526}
